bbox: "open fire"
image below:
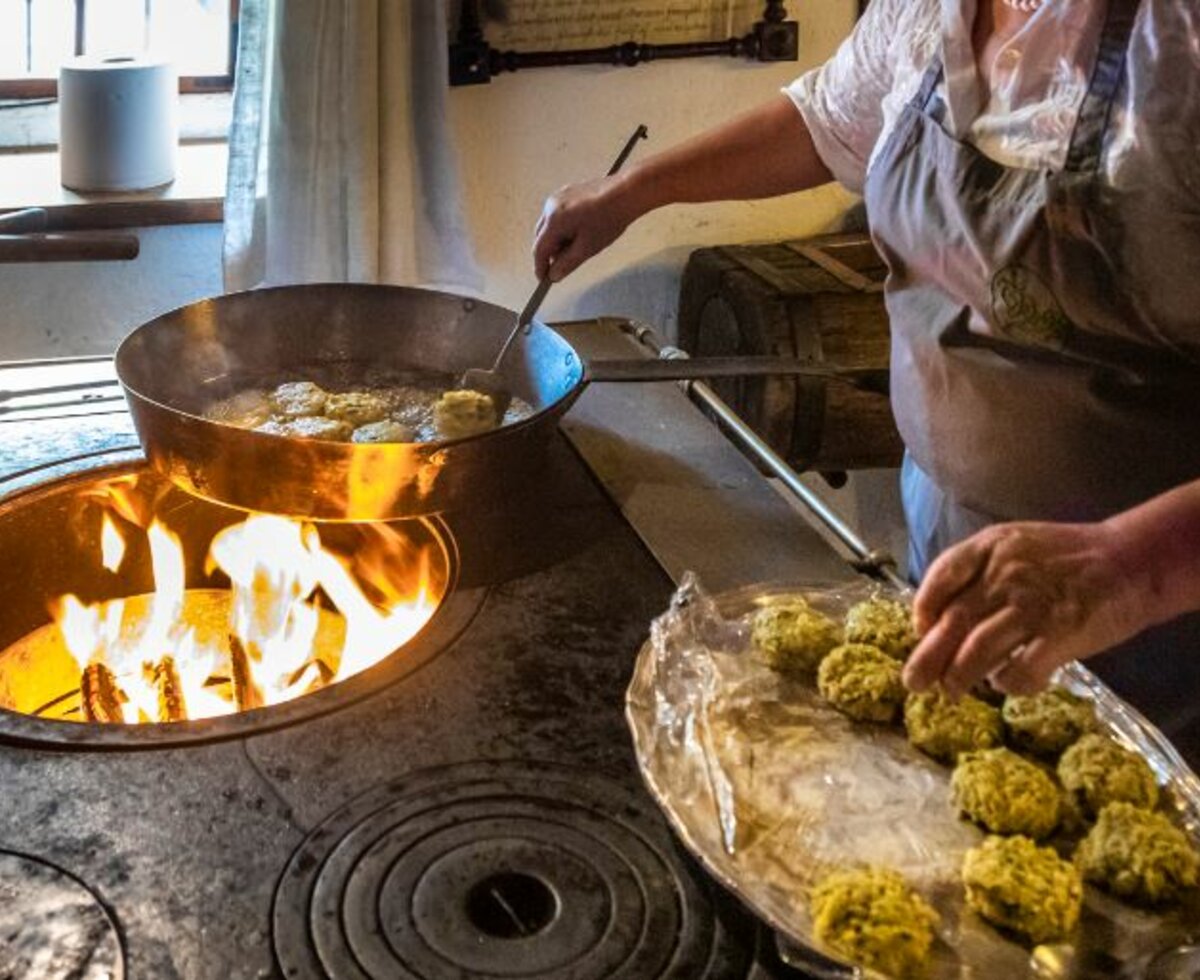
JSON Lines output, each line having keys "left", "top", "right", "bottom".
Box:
{"left": 3, "top": 476, "right": 444, "bottom": 725}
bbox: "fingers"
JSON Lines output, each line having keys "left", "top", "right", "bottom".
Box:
{"left": 546, "top": 235, "right": 592, "bottom": 282}
{"left": 532, "top": 207, "right": 590, "bottom": 281}
{"left": 939, "top": 607, "right": 1030, "bottom": 698}
{"left": 989, "top": 638, "right": 1057, "bottom": 696}
{"left": 913, "top": 537, "right": 989, "bottom": 635}
{"left": 532, "top": 175, "right": 629, "bottom": 281}
{"left": 903, "top": 600, "right": 986, "bottom": 694}
{"left": 532, "top": 220, "right": 569, "bottom": 281}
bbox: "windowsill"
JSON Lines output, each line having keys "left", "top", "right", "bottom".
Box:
{"left": 0, "top": 141, "right": 226, "bottom": 229}
{"left": 0, "top": 91, "right": 229, "bottom": 228}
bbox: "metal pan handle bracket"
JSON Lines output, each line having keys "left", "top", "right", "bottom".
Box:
{"left": 613, "top": 320, "right": 904, "bottom": 586}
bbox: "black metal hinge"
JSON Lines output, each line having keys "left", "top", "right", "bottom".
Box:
{"left": 449, "top": 0, "right": 799, "bottom": 87}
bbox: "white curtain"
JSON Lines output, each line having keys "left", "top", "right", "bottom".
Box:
{"left": 223, "top": 0, "right": 480, "bottom": 292}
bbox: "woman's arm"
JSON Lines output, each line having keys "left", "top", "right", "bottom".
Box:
{"left": 532, "top": 95, "right": 833, "bottom": 281}
{"left": 902, "top": 478, "right": 1200, "bottom": 698}
{"left": 1106, "top": 479, "right": 1200, "bottom": 627}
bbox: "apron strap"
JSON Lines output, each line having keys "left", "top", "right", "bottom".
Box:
{"left": 911, "top": 57, "right": 944, "bottom": 112}
{"left": 1064, "top": 0, "right": 1141, "bottom": 174}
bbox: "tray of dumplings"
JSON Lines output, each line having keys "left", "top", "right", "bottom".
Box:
{"left": 626, "top": 575, "right": 1200, "bottom": 979}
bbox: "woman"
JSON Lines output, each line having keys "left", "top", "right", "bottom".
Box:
{"left": 533, "top": 0, "right": 1200, "bottom": 747}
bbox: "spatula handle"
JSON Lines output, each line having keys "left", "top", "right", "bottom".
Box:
{"left": 492, "top": 124, "right": 650, "bottom": 372}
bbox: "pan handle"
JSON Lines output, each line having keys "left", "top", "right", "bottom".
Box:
{"left": 582, "top": 353, "right": 889, "bottom": 394}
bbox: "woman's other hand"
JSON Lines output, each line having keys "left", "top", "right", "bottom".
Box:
{"left": 902, "top": 521, "right": 1143, "bottom": 698}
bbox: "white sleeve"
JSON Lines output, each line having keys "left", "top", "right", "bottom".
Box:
{"left": 784, "top": 0, "right": 914, "bottom": 193}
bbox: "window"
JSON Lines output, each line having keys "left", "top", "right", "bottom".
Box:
{"left": 0, "top": 0, "right": 239, "bottom": 99}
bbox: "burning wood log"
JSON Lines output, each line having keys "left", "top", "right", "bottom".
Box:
{"left": 288, "top": 657, "right": 332, "bottom": 691}
{"left": 228, "top": 635, "right": 264, "bottom": 711}
{"left": 80, "top": 663, "right": 124, "bottom": 724}
{"left": 151, "top": 657, "right": 187, "bottom": 723}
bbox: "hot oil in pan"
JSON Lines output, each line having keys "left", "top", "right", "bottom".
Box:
{"left": 201, "top": 365, "right": 535, "bottom": 445}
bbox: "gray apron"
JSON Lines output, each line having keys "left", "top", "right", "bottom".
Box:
{"left": 863, "top": 0, "right": 1200, "bottom": 752}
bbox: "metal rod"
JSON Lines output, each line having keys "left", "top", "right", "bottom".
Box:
{"left": 607, "top": 123, "right": 649, "bottom": 175}
{"left": 585, "top": 356, "right": 887, "bottom": 389}
{"left": 450, "top": 1, "right": 795, "bottom": 84}
{"left": 32, "top": 688, "right": 79, "bottom": 719}
{"left": 0, "top": 379, "right": 121, "bottom": 403}
{"left": 0, "top": 354, "right": 116, "bottom": 368}
{"left": 0, "top": 395, "right": 125, "bottom": 416}
{"left": 0, "top": 409, "right": 129, "bottom": 424}
{"left": 619, "top": 321, "right": 906, "bottom": 587}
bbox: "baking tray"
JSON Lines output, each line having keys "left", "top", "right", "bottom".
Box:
{"left": 626, "top": 575, "right": 1200, "bottom": 979}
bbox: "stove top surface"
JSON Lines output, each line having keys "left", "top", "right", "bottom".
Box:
{"left": 0, "top": 321, "right": 852, "bottom": 979}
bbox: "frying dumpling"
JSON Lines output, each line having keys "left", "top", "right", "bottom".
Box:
{"left": 434, "top": 389, "right": 499, "bottom": 440}
{"left": 255, "top": 416, "right": 353, "bottom": 441}
{"left": 325, "top": 391, "right": 390, "bottom": 426}
{"left": 270, "top": 381, "right": 328, "bottom": 418}
{"left": 351, "top": 420, "right": 414, "bottom": 444}
{"left": 204, "top": 389, "right": 271, "bottom": 428}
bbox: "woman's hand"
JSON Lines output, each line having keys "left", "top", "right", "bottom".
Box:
{"left": 530, "top": 95, "right": 834, "bottom": 284}
{"left": 902, "top": 521, "right": 1144, "bottom": 698}
{"left": 532, "top": 174, "right": 642, "bottom": 282}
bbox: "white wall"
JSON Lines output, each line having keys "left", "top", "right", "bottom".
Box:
{"left": 0, "top": 2, "right": 860, "bottom": 355}
{"left": 0, "top": 223, "right": 223, "bottom": 359}
{"left": 445, "top": 0, "right": 860, "bottom": 337}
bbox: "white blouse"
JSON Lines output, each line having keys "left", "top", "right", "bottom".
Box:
{"left": 785, "top": 0, "right": 1105, "bottom": 192}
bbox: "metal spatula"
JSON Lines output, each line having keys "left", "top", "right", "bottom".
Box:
{"left": 459, "top": 124, "right": 650, "bottom": 418}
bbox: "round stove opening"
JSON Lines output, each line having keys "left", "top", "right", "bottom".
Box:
{"left": 0, "top": 463, "right": 457, "bottom": 745}
{"left": 465, "top": 872, "right": 560, "bottom": 939}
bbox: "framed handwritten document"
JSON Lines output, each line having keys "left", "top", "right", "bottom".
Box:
{"left": 450, "top": 0, "right": 799, "bottom": 86}
{"left": 485, "top": 1, "right": 760, "bottom": 50}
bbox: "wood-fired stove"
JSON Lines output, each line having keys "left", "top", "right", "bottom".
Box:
{"left": 0, "top": 320, "right": 878, "bottom": 979}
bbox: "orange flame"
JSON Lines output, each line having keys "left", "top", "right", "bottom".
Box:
{"left": 100, "top": 516, "right": 126, "bottom": 573}
{"left": 53, "top": 503, "right": 441, "bottom": 724}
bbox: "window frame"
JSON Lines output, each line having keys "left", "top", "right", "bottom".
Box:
{"left": 0, "top": 0, "right": 240, "bottom": 100}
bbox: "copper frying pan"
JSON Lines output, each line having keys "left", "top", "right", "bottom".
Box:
{"left": 115, "top": 284, "right": 885, "bottom": 521}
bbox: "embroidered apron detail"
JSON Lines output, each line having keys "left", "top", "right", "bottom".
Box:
{"left": 989, "top": 265, "right": 1072, "bottom": 349}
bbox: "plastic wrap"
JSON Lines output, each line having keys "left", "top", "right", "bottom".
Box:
{"left": 626, "top": 575, "right": 1200, "bottom": 979}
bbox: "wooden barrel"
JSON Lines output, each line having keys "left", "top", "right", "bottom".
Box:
{"left": 677, "top": 232, "right": 903, "bottom": 476}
